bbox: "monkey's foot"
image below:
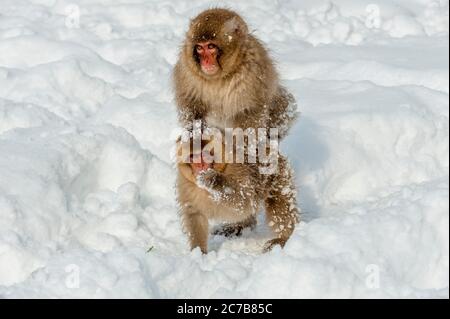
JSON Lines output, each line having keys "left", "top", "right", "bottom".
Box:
{"left": 263, "top": 238, "right": 287, "bottom": 252}
{"left": 212, "top": 223, "right": 245, "bottom": 237}
{"left": 213, "top": 215, "right": 257, "bottom": 237}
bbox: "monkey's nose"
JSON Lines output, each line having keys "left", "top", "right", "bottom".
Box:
{"left": 192, "top": 162, "right": 212, "bottom": 175}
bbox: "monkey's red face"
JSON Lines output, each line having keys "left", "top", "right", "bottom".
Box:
{"left": 195, "top": 42, "right": 220, "bottom": 75}
{"left": 190, "top": 153, "right": 213, "bottom": 175}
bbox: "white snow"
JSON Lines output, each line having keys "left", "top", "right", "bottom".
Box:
{"left": 0, "top": 0, "right": 448, "bottom": 298}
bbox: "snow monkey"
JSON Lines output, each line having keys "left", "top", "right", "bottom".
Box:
{"left": 176, "top": 136, "right": 299, "bottom": 253}
{"left": 173, "top": 8, "right": 299, "bottom": 253}
{"left": 173, "top": 8, "right": 297, "bottom": 137}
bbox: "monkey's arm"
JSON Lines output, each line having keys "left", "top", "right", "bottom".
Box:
{"left": 180, "top": 204, "right": 209, "bottom": 254}
{"left": 176, "top": 98, "right": 208, "bottom": 130}
{"left": 263, "top": 155, "right": 299, "bottom": 252}
{"left": 174, "top": 64, "right": 208, "bottom": 130}
{"left": 231, "top": 89, "right": 298, "bottom": 139}
{"left": 269, "top": 87, "right": 299, "bottom": 140}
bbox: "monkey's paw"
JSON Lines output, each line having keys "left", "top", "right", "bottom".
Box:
{"left": 196, "top": 168, "right": 222, "bottom": 190}
{"left": 263, "top": 238, "right": 287, "bottom": 253}
{"left": 212, "top": 224, "right": 244, "bottom": 237}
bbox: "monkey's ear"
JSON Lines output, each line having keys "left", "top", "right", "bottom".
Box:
{"left": 179, "top": 163, "right": 197, "bottom": 184}
{"left": 222, "top": 16, "right": 248, "bottom": 37}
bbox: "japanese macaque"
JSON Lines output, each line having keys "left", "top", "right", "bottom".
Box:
{"left": 176, "top": 137, "right": 299, "bottom": 253}
{"left": 173, "top": 8, "right": 297, "bottom": 138}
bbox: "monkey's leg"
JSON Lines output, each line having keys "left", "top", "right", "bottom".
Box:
{"left": 212, "top": 215, "right": 257, "bottom": 237}
{"left": 263, "top": 156, "right": 299, "bottom": 252}
{"left": 183, "top": 209, "right": 209, "bottom": 254}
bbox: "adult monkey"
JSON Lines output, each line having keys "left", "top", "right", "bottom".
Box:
{"left": 173, "top": 8, "right": 297, "bottom": 137}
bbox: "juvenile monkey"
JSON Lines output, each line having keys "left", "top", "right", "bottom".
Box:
{"left": 176, "top": 137, "right": 299, "bottom": 253}
{"left": 173, "top": 8, "right": 297, "bottom": 138}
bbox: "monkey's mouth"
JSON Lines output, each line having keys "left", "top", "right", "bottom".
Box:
{"left": 201, "top": 64, "right": 219, "bottom": 75}
{"left": 190, "top": 154, "right": 213, "bottom": 175}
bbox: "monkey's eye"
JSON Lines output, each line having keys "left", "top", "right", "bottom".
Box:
{"left": 207, "top": 43, "right": 216, "bottom": 50}
{"left": 195, "top": 45, "right": 203, "bottom": 52}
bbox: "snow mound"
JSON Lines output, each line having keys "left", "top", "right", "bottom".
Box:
{"left": 0, "top": 0, "right": 448, "bottom": 298}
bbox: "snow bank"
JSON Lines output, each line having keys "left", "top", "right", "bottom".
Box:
{"left": 0, "top": 0, "right": 448, "bottom": 298}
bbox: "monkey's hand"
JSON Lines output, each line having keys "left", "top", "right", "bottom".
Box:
{"left": 196, "top": 169, "right": 239, "bottom": 203}
{"left": 196, "top": 168, "right": 224, "bottom": 191}
{"left": 263, "top": 238, "right": 287, "bottom": 253}
{"left": 197, "top": 169, "right": 254, "bottom": 208}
